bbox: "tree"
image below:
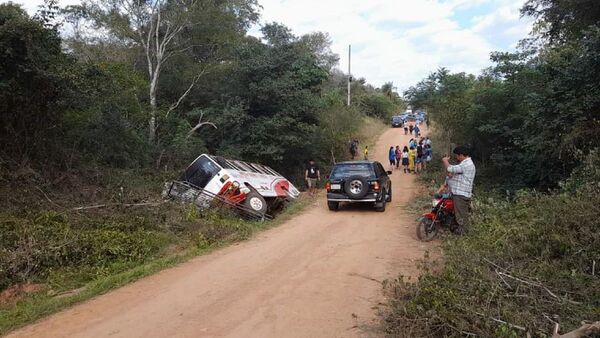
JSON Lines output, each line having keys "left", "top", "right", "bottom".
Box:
{"left": 522, "top": 0, "right": 600, "bottom": 42}
{"left": 83, "top": 0, "right": 200, "bottom": 141}
{"left": 0, "top": 3, "right": 70, "bottom": 163}
{"left": 79, "top": 0, "right": 259, "bottom": 142}
{"left": 318, "top": 91, "right": 361, "bottom": 164}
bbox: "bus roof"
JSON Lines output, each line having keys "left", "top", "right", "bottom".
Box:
{"left": 207, "top": 154, "right": 282, "bottom": 177}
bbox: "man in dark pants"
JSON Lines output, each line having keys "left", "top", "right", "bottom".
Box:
{"left": 305, "top": 159, "right": 320, "bottom": 196}
{"left": 442, "top": 146, "right": 476, "bottom": 234}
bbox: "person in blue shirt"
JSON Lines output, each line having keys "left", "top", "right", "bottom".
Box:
{"left": 388, "top": 146, "right": 396, "bottom": 170}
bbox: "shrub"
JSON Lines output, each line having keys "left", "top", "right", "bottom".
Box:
{"left": 0, "top": 211, "right": 169, "bottom": 290}
{"left": 385, "top": 188, "right": 600, "bottom": 337}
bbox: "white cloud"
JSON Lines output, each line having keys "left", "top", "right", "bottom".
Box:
{"left": 13, "top": 0, "right": 533, "bottom": 90}
{"left": 255, "top": 0, "right": 533, "bottom": 90}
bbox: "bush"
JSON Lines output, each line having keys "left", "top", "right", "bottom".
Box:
{"left": 385, "top": 187, "right": 600, "bottom": 337}
{"left": 0, "top": 211, "right": 169, "bottom": 290}
{"left": 359, "top": 93, "right": 396, "bottom": 120}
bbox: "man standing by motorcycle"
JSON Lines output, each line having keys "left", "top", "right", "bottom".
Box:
{"left": 442, "top": 146, "right": 476, "bottom": 234}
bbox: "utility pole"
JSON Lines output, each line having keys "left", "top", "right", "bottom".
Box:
{"left": 347, "top": 44, "right": 351, "bottom": 106}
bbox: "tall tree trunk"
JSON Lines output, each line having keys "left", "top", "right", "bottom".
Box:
{"left": 148, "top": 66, "right": 159, "bottom": 142}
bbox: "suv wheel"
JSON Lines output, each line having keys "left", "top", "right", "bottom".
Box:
{"left": 327, "top": 201, "right": 339, "bottom": 211}
{"left": 386, "top": 185, "right": 392, "bottom": 202}
{"left": 375, "top": 190, "right": 386, "bottom": 212}
{"left": 344, "top": 175, "right": 369, "bottom": 199}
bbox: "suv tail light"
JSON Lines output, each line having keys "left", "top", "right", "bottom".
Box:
{"left": 371, "top": 181, "right": 380, "bottom": 191}
{"left": 325, "top": 181, "right": 331, "bottom": 192}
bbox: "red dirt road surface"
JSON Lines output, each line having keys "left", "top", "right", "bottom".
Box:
{"left": 7, "top": 126, "right": 435, "bottom": 338}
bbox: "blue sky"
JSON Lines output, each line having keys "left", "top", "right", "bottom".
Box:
{"left": 14, "top": 0, "right": 533, "bottom": 90}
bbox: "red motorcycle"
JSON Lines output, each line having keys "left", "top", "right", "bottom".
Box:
{"left": 416, "top": 193, "right": 458, "bottom": 241}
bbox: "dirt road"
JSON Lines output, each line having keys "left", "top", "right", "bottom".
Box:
{"left": 8, "top": 126, "right": 434, "bottom": 338}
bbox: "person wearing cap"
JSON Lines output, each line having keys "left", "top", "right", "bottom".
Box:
{"left": 442, "top": 146, "right": 476, "bottom": 234}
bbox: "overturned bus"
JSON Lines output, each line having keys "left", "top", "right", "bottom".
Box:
{"left": 164, "top": 154, "right": 300, "bottom": 219}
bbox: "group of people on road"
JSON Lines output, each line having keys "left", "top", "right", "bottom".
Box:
{"left": 388, "top": 136, "right": 432, "bottom": 174}
{"left": 403, "top": 121, "right": 421, "bottom": 137}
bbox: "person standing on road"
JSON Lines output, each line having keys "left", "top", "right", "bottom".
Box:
{"left": 363, "top": 145, "right": 369, "bottom": 160}
{"left": 417, "top": 140, "right": 425, "bottom": 172}
{"left": 425, "top": 144, "right": 432, "bottom": 164}
{"left": 415, "top": 142, "right": 423, "bottom": 173}
{"left": 403, "top": 124, "right": 408, "bottom": 135}
{"left": 443, "top": 146, "right": 476, "bottom": 235}
{"left": 410, "top": 138, "right": 417, "bottom": 149}
{"left": 402, "top": 146, "right": 409, "bottom": 173}
{"left": 408, "top": 124, "right": 414, "bottom": 135}
{"left": 414, "top": 124, "right": 421, "bottom": 138}
{"left": 305, "top": 159, "right": 321, "bottom": 196}
{"left": 395, "top": 145, "right": 402, "bottom": 169}
{"left": 349, "top": 139, "right": 359, "bottom": 160}
{"left": 388, "top": 146, "right": 396, "bottom": 171}
{"left": 408, "top": 146, "right": 416, "bottom": 173}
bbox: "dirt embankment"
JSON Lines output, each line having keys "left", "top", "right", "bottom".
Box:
{"left": 7, "top": 126, "right": 436, "bottom": 338}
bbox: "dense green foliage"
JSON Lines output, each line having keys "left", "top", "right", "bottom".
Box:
{"left": 0, "top": 1, "right": 402, "bottom": 178}
{"left": 406, "top": 2, "right": 600, "bottom": 189}
{"left": 387, "top": 1, "right": 600, "bottom": 336}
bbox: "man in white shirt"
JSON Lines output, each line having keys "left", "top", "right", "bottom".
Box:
{"left": 442, "top": 146, "right": 476, "bottom": 234}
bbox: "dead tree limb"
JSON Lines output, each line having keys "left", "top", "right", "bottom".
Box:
{"left": 72, "top": 202, "right": 165, "bottom": 211}
{"left": 165, "top": 68, "right": 207, "bottom": 117}
{"left": 187, "top": 111, "right": 217, "bottom": 139}
{"left": 553, "top": 321, "right": 600, "bottom": 338}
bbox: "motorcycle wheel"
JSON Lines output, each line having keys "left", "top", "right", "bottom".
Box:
{"left": 416, "top": 217, "right": 438, "bottom": 242}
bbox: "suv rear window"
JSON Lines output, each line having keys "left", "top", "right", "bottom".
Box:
{"left": 392, "top": 116, "right": 403, "bottom": 122}
{"left": 330, "top": 163, "right": 374, "bottom": 179}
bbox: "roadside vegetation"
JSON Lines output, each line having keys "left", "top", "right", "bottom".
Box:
{"left": 385, "top": 1, "right": 600, "bottom": 336}
{"left": 0, "top": 0, "right": 403, "bottom": 333}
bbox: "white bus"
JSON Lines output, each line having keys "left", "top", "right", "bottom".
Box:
{"left": 173, "top": 154, "right": 300, "bottom": 215}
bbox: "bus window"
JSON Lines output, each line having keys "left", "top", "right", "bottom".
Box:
{"left": 261, "top": 165, "right": 278, "bottom": 176}
{"left": 184, "top": 156, "right": 221, "bottom": 188}
{"left": 234, "top": 160, "right": 256, "bottom": 173}
{"left": 267, "top": 166, "right": 282, "bottom": 176}
{"left": 248, "top": 163, "right": 268, "bottom": 174}
{"left": 213, "top": 156, "right": 232, "bottom": 169}
{"left": 225, "top": 159, "right": 243, "bottom": 171}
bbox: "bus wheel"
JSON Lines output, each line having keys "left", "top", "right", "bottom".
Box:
{"left": 245, "top": 192, "right": 267, "bottom": 215}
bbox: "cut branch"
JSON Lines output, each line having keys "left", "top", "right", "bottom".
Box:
{"left": 553, "top": 321, "right": 600, "bottom": 338}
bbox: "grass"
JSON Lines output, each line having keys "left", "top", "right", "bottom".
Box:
{"left": 0, "top": 185, "right": 312, "bottom": 336}
{"left": 360, "top": 115, "right": 388, "bottom": 152}
{"left": 382, "top": 135, "right": 600, "bottom": 337}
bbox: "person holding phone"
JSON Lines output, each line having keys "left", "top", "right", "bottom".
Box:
{"left": 442, "top": 146, "right": 476, "bottom": 234}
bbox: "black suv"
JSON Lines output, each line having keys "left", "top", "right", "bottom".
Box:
{"left": 326, "top": 161, "right": 392, "bottom": 212}
{"left": 391, "top": 116, "right": 403, "bottom": 128}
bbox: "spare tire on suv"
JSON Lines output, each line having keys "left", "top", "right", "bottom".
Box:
{"left": 344, "top": 175, "right": 369, "bottom": 199}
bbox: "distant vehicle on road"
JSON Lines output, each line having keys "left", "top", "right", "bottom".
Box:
{"left": 391, "top": 115, "right": 404, "bottom": 128}
{"left": 325, "top": 161, "right": 392, "bottom": 212}
{"left": 404, "top": 113, "right": 417, "bottom": 122}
